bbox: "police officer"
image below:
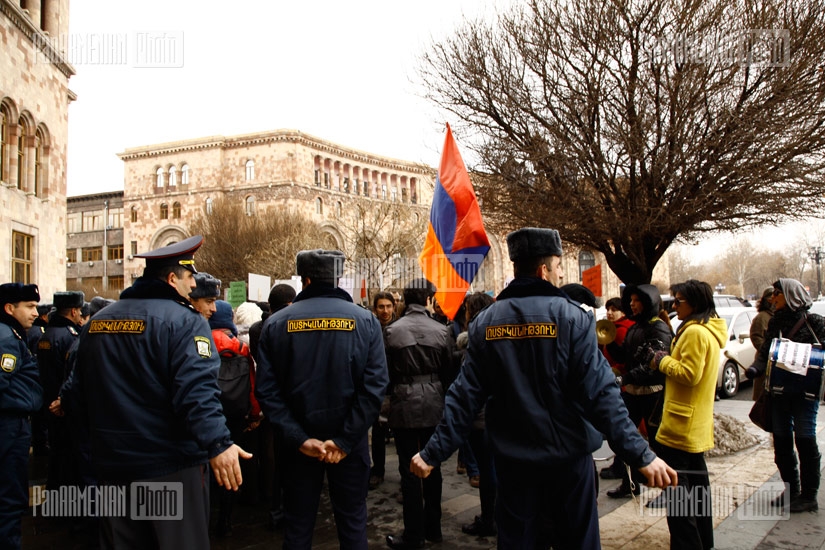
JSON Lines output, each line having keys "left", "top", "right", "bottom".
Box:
{"left": 255, "top": 249, "right": 389, "bottom": 550}
{"left": 62, "top": 235, "right": 250, "bottom": 549}
{"left": 38, "top": 290, "right": 84, "bottom": 490}
{"left": 0, "top": 282, "right": 43, "bottom": 550}
{"left": 411, "top": 228, "right": 677, "bottom": 549}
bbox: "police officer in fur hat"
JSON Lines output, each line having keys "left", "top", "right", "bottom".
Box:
{"left": 255, "top": 249, "right": 389, "bottom": 549}
{"left": 37, "top": 291, "right": 84, "bottom": 490}
{"left": 61, "top": 236, "right": 251, "bottom": 548}
{"left": 411, "top": 228, "right": 677, "bottom": 549}
{"left": 0, "top": 282, "right": 43, "bottom": 549}
{"left": 189, "top": 272, "right": 221, "bottom": 320}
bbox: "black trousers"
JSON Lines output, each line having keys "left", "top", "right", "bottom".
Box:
{"left": 0, "top": 416, "right": 30, "bottom": 550}
{"left": 652, "top": 442, "right": 714, "bottom": 550}
{"left": 100, "top": 464, "right": 210, "bottom": 550}
{"left": 282, "top": 435, "right": 370, "bottom": 550}
{"left": 495, "top": 453, "right": 599, "bottom": 550}
{"left": 468, "top": 427, "right": 496, "bottom": 528}
{"left": 393, "top": 427, "right": 442, "bottom": 542}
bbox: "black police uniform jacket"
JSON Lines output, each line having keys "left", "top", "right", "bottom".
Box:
{"left": 37, "top": 315, "right": 81, "bottom": 404}
{"left": 420, "top": 278, "right": 656, "bottom": 469}
{"left": 0, "top": 312, "right": 43, "bottom": 414}
{"left": 255, "top": 284, "right": 388, "bottom": 454}
{"left": 64, "top": 278, "right": 232, "bottom": 482}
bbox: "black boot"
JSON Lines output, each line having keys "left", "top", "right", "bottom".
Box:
{"left": 791, "top": 437, "right": 820, "bottom": 513}
{"left": 773, "top": 435, "right": 800, "bottom": 507}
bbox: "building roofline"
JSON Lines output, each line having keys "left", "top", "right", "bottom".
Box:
{"left": 118, "top": 129, "right": 434, "bottom": 174}
{"left": 67, "top": 190, "right": 124, "bottom": 203}
{"left": 1, "top": 0, "right": 76, "bottom": 79}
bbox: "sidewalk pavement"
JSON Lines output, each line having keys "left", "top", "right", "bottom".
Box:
{"left": 22, "top": 398, "right": 824, "bottom": 549}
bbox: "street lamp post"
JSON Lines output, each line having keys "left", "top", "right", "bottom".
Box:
{"left": 810, "top": 246, "right": 823, "bottom": 299}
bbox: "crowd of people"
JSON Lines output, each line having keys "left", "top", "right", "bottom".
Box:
{"left": 1, "top": 227, "right": 822, "bottom": 550}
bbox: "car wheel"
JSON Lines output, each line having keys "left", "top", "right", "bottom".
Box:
{"left": 720, "top": 362, "right": 739, "bottom": 398}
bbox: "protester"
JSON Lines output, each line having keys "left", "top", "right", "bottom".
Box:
{"left": 384, "top": 279, "right": 455, "bottom": 549}
{"left": 369, "top": 291, "right": 397, "bottom": 490}
{"left": 746, "top": 278, "right": 824, "bottom": 513}
{"left": 749, "top": 287, "right": 775, "bottom": 401}
{"left": 649, "top": 279, "right": 726, "bottom": 549}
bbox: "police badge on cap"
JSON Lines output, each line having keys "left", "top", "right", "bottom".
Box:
{"left": 135, "top": 235, "right": 204, "bottom": 274}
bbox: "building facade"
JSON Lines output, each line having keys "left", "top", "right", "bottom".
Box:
{"left": 1, "top": 0, "right": 73, "bottom": 297}
{"left": 65, "top": 191, "right": 124, "bottom": 298}
{"left": 117, "top": 129, "right": 509, "bottom": 294}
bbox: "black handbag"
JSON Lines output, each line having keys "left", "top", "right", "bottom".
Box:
{"left": 748, "top": 392, "right": 772, "bottom": 432}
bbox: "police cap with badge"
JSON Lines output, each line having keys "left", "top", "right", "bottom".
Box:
{"left": 135, "top": 235, "right": 203, "bottom": 274}
{"left": 0, "top": 283, "right": 41, "bottom": 305}
{"left": 53, "top": 291, "right": 85, "bottom": 310}
{"left": 506, "top": 227, "right": 563, "bottom": 261}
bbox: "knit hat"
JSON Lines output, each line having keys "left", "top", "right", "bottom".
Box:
{"left": 208, "top": 300, "right": 238, "bottom": 336}
{"left": 190, "top": 272, "right": 221, "bottom": 299}
{"left": 506, "top": 228, "right": 563, "bottom": 261}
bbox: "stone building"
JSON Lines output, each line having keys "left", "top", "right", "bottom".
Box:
{"left": 65, "top": 191, "right": 124, "bottom": 298}
{"left": 117, "top": 129, "right": 507, "bottom": 294}
{"left": 1, "top": 0, "right": 73, "bottom": 298}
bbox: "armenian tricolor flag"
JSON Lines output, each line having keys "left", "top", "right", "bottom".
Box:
{"left": 418, "top": 124, "right": 490, "bottom": 320}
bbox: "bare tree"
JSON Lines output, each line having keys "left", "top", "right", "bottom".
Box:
{"left": 420, "top": 0, "right": 825, "bottom": 284}
{"left": 188, "top": 198, "right": 332, "bottom": 283}
{"left": 336, "top": 200, "right": 428, "bottom": 296}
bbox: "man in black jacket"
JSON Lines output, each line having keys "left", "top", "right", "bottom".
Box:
{"left": 384, "top": 278, "right": 455, "bottom": 549}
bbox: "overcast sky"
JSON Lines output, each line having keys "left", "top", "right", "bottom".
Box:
{"left": 63, "top": 1, "right": 818, "bottom": 260}
{"left": 65, "top": 0, "right": 500, "bottom": 197}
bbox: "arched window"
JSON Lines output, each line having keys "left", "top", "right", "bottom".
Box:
{"left": 130, "top": 206, "right": 138, "bottom": 223}
{"left": 315, "top": 198, "right": 323, "bottom": 215}
{"left": 245, "top": 195, "right": 255, "bottom": 216}
{"left": 181, "top": 164, "right": 189, "bottom": 185}
{"left": 17, "top": 117, "right": 29, "bottom": 191}
{"left": 245, "top": 159, "right": 255, "bottom": 181}
{"left": 34, "top": 128, "right": 43, "bottom": 196}
{"left": 160, "top": 203, "right": 169, "bottom": 219}
{"left": 578, "top": 250, "right": 596, "bottom": 282}
{"left": 335, "top": 201, "right": 342, "bottom": 217}
{"left": 0, "top": 103, "right": 8, "bottom": 183}
{"left": 156, "top": 167, "right": 164, "bottom": 188}
{"left": 168, "top": 166, "right": 177, "bottom": 187}
{"left": 205, "top": 197, "right": 213, "bottom": 215}
{"left": 172, "top": 202, "right": 181, "bottom": 219}
{"left": 381, "top": 183, "right": 387, "bottom": 200}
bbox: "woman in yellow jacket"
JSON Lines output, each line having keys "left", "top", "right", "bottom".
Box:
{"left": 648, "top": 280, "right": 728, "bottom": 550}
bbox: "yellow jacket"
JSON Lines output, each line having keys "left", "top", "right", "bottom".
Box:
{"left": 655, "top": 317, "right": 728, "bottom": 453}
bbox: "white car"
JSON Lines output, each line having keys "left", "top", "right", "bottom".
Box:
{"left": 670, "top": 307, "right": 758, "bottom": 398}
